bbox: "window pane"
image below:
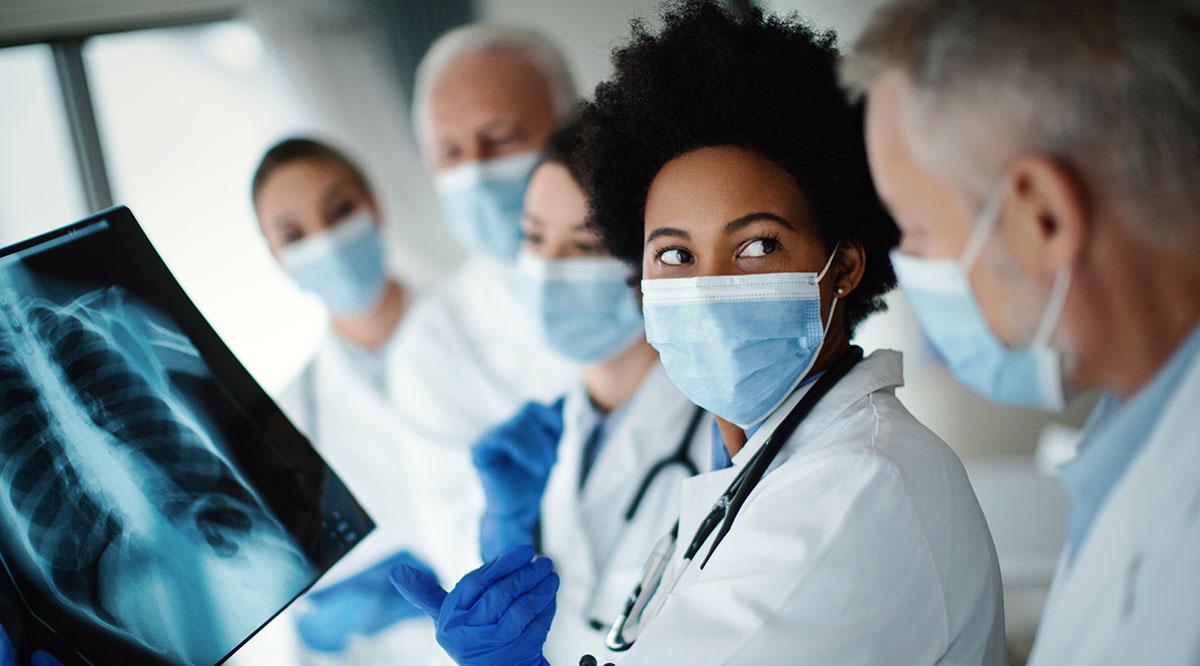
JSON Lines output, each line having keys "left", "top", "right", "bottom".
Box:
{"left": 85, "top": 21, "right": 322, "bottom": 392}
{"left": 0, "top": 44, "right": 87, "bottom": 244}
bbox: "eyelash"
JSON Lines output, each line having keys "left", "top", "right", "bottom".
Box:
{"left": 742, "top": 233, "right": 782, "bottom": 256}
{"left": 654, "top": 245, "right": 689, "bottom": 261}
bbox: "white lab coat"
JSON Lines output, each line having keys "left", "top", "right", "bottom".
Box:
{"left": 385, "top": 255, "right": 575, "bottom": 582}
{"left": 233, "top": 329, "right": 435, "bottom": 666}
{"left": 542, "top": 362, "right": 711, "bottom": 664}
{"left": 614, "top": 350, "right": 1007, "bottom": 665}
{"left": 1027, "top": 351, "right": 1200, "bottom": 665}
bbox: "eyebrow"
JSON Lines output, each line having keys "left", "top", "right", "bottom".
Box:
{"left": 725, "top": 212, "right": 796, "bottom": 233}
{"left": 479, "top": 118, "right": 520, "bottom": 136}
{"left": 522, "top": 211, "right": 545, "bottom": 227}
{"left": 319, "top": 178, "right": 357, "bottom": 205}
{"left": 645, "top": 227, "right": 691, "bottom": 245}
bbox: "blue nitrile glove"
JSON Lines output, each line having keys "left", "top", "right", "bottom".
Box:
{"left": 1, "top": 624, "right": 61, "bottom": 666}
{"left": 390, "top": 544, "right": 558, "bottom": 666}
{"left": 295, "top": 550, "right": 434, "bottom": 653}
{"left": 472, "top": 398, "right": 565, "bottom": 560}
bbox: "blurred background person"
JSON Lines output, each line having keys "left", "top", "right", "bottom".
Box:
{"left": 251, "top": 137, "right": 434, "bottom": 665}
{"left": 385, "top": 23, "right": 580, "bottom": 584}
{"left": 470, "top": 116, "right": 710, "bottom": 664}
{"left": 845, "top": 0, "right": 1200, "bottom": 663}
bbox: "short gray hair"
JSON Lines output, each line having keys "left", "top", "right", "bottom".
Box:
{"left": 843, "top": 0, "right": 1200, "bottom": 246}
{"left": 412, "top": 23, "right": 578, "bottom": 153}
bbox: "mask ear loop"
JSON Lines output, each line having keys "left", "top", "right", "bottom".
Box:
{"left": 815, "top": 242, "right": 841, "bottom": 283}
{"left": 960, "top": 185, "right": 1007, "bottom": 272}
{"left": 814, "top": 241, "right": 843, "bottom": 358}
{"left": 1032, "top": 268, "right": 1072, "bottom": 348}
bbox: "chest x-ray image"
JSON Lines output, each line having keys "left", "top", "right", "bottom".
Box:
{"left": 0, "top": 208, "right": 373, "bottom": 666}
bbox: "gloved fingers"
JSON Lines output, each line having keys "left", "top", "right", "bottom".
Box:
{"left": 464, "top": 557, "right": 553, "bottom": 626}
{"left": 31, "top": 650, "right": 64, "bottom": 666}
{"left": 390, "top": 562, "right": 448, "bottom": 619}
{"left": 492, "top": 571, "right": 559, "bottom": 643}
{"left": 474, "top": 436, "right": 553, "bottom": 479}
{"left": 454, "top": 545, "right": 537, "bottom": 610}
{"left": 384, "top": 550, "right": 438, "bottom": 586}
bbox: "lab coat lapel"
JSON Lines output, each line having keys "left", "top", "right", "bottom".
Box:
{"left": 543, "top": 383, "right": 599, "bottom": 583}
{"left": 667, "top": 351, "right": 905, "bottom": 596}
{"left": 1030, "top": 351, "right": 1200, "bottom": 664}
{"left": 730, "top": 350, "right": 905, "bottom": 469}
{"left": 579, "top": 364, "right": 690, "bottom": 518}
{"left": 314, "top": 335, "right": 401, "bottom": 438}
{"left": 306, "top": 333, "right": 415, "bottom": 580}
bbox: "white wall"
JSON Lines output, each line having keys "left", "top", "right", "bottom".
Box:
{"left": 474, "top": 0, "right": 664, "bottom": 97}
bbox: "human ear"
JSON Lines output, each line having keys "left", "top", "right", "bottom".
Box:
{"left": 1004, "top": 156, "right": 1090, "bottom": 279}
{"left": 829, "top": 240, "right": 866, "bottom": 297}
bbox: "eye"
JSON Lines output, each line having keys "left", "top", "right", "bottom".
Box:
{"left": 490, "top": 128, "right": 525, "bottom": 148}
{"left": 277, "top": 225, "right": 303, "bottom": 245}
{"left": 440, "top": 145, "right": 462, "bottom": 164}
{"left": 657, "top": 247, "right": 693, "bottom": 266}
{"left": 739, "top": 237, "right": 780, "bottom": 258}
{"left": 330, "top": 199, "right": 355, "bottom": 220}
{"left": 574, "top": 241, "right": 606, "bottom": 255}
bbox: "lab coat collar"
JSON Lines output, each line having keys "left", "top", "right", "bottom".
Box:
{"left": 564, "top": 360, "right": 696, "bottom": 513}
{"left": 550, "top": 360, "right": 698, "bottom": 587}
{"left": 1031, "top": 345, "right": 1200, "bottom": 661}
{"left": 729, "top": 349, "right": 904, "bottom": 469}
{"left": 315, "top": 329, "right": 397, "bottom": 416}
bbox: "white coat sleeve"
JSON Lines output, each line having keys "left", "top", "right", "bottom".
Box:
{"left": 618, "top": 450, "right": 951, "bottom": 666}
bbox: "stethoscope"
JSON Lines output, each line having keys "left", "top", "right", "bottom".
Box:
{"left": 602, "top": 346, "right": 865, "bottom": 653}
{"left": 561, "top": 405, "right": 706, "bottom": 632}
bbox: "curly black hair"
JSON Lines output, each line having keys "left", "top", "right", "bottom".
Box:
{"left": 578, "top": 0, "right": 898, "bottom": 331}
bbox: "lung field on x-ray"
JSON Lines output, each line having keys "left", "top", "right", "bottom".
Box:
{"left": 0, "top": 280, "right": 312, "bottom": 664}
{"left": 0, "top": 326, "right": 122, "bottom": 620}
{"left": 27, "top": 302, "right": 258, "bottom": 554}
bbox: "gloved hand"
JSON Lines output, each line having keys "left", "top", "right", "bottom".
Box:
{"left": 0, "top": 623, "right": 62, "bottom": 666}
{"left": 390, "top": 544, "right": 558, "bottom": 666}
{"left": 295, "top": 550, "right": 434, "bottom": 653}
{"left": 472, "top": 398, "right": 565, "bottom": 560}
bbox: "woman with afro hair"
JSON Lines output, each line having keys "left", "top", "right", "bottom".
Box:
{"left": 574, "top": 1, "right": 1005, "bottom": 664}
{"left": 392, "top": 3, "right": 1005, "bottom": 665}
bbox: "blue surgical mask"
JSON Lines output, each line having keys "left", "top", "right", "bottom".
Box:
{"left": 641, "top": 250, "right": 839, "bottom": 428}
{"left": 281, "top": 209, "right": 389, "bottom": 316}
{"left": 516, "top": 251, "right": 644, "bottom": 363}
{"left": 434, "top": 152, "right": 539, "bottom": 263}
{"left": 889, "top": 186, "right": 1071, "bottom": 410}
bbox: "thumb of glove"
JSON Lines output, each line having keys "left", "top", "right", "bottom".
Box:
{"left": 390, "top": 563, "right": 447, "bottom": 619}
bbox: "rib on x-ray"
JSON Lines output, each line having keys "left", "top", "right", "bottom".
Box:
{"left": 0, "top": 278, "right": 316, "bottom": 665}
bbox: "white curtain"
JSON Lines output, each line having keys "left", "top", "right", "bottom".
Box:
{"left": 248, "top": 0, "right": 462, "bottom": 290}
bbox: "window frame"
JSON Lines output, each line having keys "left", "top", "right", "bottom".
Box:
{"left": 1, "top": 11, "right": 237, "bottom": 215}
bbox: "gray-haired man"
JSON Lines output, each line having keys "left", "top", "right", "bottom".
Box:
{"left": 386, "top": 24, "right": 579, "bottom": 585}
{"left": 844, "top": 1, "right": 1200, "bottom": 663}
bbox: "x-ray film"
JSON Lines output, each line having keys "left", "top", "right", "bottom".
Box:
{"left": 0, "top": 207, "right": 374, "bottom": 665}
